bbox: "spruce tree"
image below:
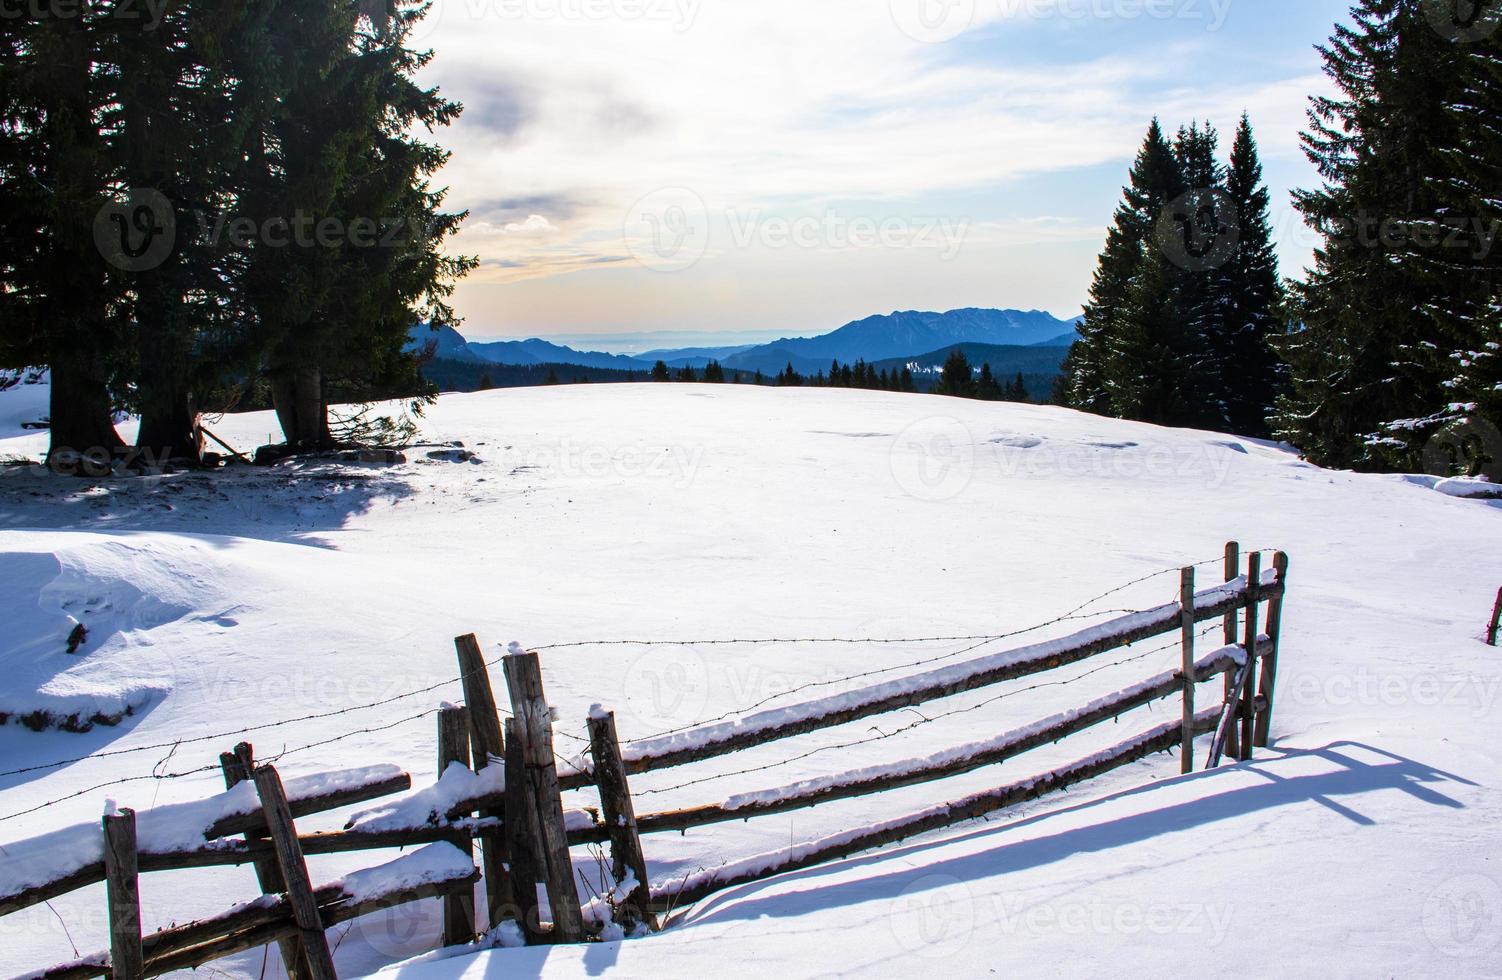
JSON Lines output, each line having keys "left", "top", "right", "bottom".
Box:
{"left": 1219, "top": 114, "right": 1287, "bottom": 438}
{"left": 975, "top": 363, "right": 1003, "bottom": 400}
{"left": 0, "top": 9, "right": 126, "bottom": 462}
{"left": 1275, "top": 1, "right": 1473, "bottom": 468}
{"left": 1065, "top": 120, "right": 1182, "bottom": 418}
{"left": 937, "top": 349, "right": 974, "bottom": 397}
{"left": 651, "top": 360, "right": 670, "bottom": 381}
{"left": 1101, "top": 122, "right": 1190, "bottom": 424}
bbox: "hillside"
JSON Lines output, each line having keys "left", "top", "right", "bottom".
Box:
{"left": 0, "top": 383, "right": 1497, "bottom": 978}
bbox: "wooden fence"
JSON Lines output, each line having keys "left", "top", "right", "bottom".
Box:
{"left": 4, "top": 542, "right": 1289, "bottom": 979}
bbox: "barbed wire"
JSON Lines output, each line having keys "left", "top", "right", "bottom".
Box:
{"left": 0, "top": 549, "right": 1273, "bottom": 824}
{"left": 615, "top": 552, "right": 1263, "bottom": 747}
{"left": 632, "top": 623, "right": 1222, "bottom": 799}
{"left": 0, "top": 709, "right": 442, "bottom": 827}
{"left": 0, "top": 653, "right": 516, "bottom": 783}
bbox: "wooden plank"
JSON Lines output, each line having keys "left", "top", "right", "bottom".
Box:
{"left": 503, "top": 651, "right": 587, "bottom": 943}
{"left": 141, "top": 872, "right": 479, "bottom": 977}
{"left": 1489, "top": 586, "right": 1501, "bottom": 647}
{"left": 1240, "top": 551, "right": 1262, "bottom": 762}
{"left": 454, "top": 633, "right": 513, "bottom": 930}
{"left": 633, "top": 652, "right": 1241, "bottom": 836}
{"left": 1254, "top": 553, "right": 1290, "bottom": 748}
{"left": 505, "top": 717, "right": 545, "bottom": 942}
{"left": 220, "top": 743, "right": 308, "bottom": 980}
{"left": 30, "top": 866, "right": 484, "bottom": 980}
{"left": 103, "top": 809, "right": 144, "bottom": 980}
{"left": 252, "top": 766, "right": 339, "bottom": 980}
{"left": 438, "top": 706, "right": 478, "bottom": 947}
{"left": 587, "top": 710, "right": 658, "bottom": 932}
{"left": 1180, "top": 566, "right": 1197, "bottom": 775}
{"left": 1222, "top": 540, "right": 1241, "bottom": 761}
{"left": 560, "top": 577, "right": 1282, "bottom": 790}
{"left": 205, "top": 770, "right": 412, "bottom": 840}
{"left": 651, "top": 711, "right": 1223, "bottom": 914}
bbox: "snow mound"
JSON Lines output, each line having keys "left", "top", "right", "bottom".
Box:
{"left": 1434, "top": 476, "right": 1502, "bottom": 499}
{"left": 0, "top": 533, "right": 229, "bottom": 724}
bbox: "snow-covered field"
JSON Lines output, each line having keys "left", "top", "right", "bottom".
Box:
{"left": 0, "top": 382, "right": 1498, "bottom": 978}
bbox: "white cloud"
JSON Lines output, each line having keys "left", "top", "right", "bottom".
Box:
{"left": 415, "top": 0, "right": 1336, "bottom": 334}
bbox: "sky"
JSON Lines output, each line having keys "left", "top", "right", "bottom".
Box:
{"left": 414, "top": 0, "right": 1351, "bottom": 351}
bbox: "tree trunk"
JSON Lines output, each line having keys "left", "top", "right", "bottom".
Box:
{"left": 270, "top": 364, "right": 330, "bottom": 450}
{"left": 47, "top": 352, "right": 124, "bottom": 468}
{"left": 120, "top": 26, "right": 201, "bottom": 468}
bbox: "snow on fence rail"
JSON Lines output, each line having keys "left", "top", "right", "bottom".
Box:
{"left": 3, "top": 541, "right": 1289, "bottom": 979}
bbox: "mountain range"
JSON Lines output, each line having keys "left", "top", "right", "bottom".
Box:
{"left": 409, "top": 308, "right": 1080, "bottom": 376}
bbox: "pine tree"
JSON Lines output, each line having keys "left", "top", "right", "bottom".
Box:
{"left": 651, "top": 360, "right": 670, "bottom": 381}
{"left": 544, "top": 367, "right": 560, "bottom": 385}
{"left": 937, "top": 349, "right": 974, "bottom": 397}
{"left": 676, "top": 364, "right": 697, "bottom": 382}
{"left": 1008, "top": 372, "right": 1029, "bottom": 402}
{"left": 0, "top": 10, "right": 126, "bottom": 462}
{"left": 1065, "top": 120, "right": 1183, "bottom": 418}
{"left": 1219, "top": 114, "right": 1287, "bottom": 438}
{"left": 1274, "top": 1, "right": 1474, "bottom": 469}
{"left": 900, "top": 366, "right": 916, "bottom": 392}
{"left": 975, "top": 363, "right": 1004, "bottom": 400}
{"left": 703, "top": 360, "right": 725, "bottom": 383}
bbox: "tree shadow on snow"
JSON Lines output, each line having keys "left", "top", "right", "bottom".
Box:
{"left": 669, "top": 742, "right": 1475, "bottom": 931}
{"left": 0, "top": 459, "right": 421, "bottom": 548}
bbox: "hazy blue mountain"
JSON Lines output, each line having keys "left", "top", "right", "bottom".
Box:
{"left": 638, "top": 344, "right": 759, "bottom": 368}
{"left": 406, "top": 324, "right": 484, "bottom": 362}
{"left": 719, "top": 309, "right": 1077, "bottom": 374}
{"left": 414, "top": 309, "right": 1079, "bottom": 379}
{"left": 466, "top": 339, "right": 647, "bottom": 372}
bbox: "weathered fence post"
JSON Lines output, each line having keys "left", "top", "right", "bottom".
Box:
{"left": 587, "top": 708, "right": 659, "bottom": 933}
{"left": 1489, "top": 587, "right": 1501, "bottom": 647}
{"left": 103, "top": 808, "right": 144, "bottom": 980}
{"left": 1222, "top": 541, "right": 1241, "bottom": 760}
{"left": 454, "top": 634, "right": 514, "bottom": 930}
{"left": 1239, "top": 551, "right": 1262, "bottom": 762}
{"left": 504, "top": 717, "right": 546, "bottom": 943}
{"left": 220, "top": 742, "right": 309, "bottom": 980}
{"left": 253, "top": 766, "right": 339, "bottom": 980}
{"left": 503, "top": 650, "right": 587, "bottom": 943}
{"left": 1254, "top": 552, "right": 1290, "bottom": 747}
{"left": 438, "top": 705, "right": 478, "bottom": 947}
{"left": 1180, "top": 567, "right": 1197, "bottom": 775}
